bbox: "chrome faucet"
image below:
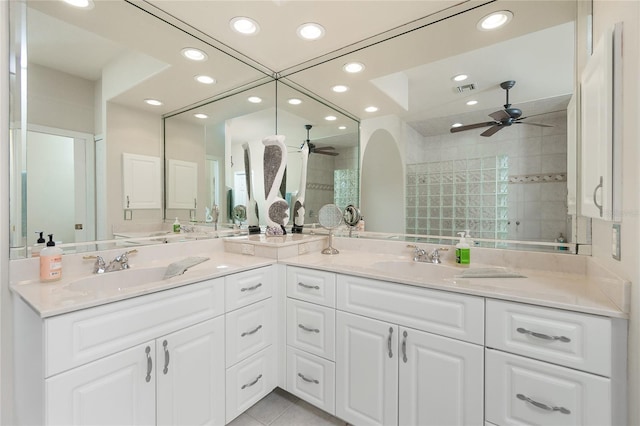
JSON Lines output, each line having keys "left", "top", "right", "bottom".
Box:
{"left": 407, "top": 245, "right": 448, "bottom": 264}
{"left": 105, "top": 249, "right": 137, "bottom": 272}
{"left": 83, "top": 255, "right": 107, "bottom": 274}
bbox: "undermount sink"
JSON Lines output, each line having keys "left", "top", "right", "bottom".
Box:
{"left": 371, "top": 260, "right": 458, "bottom": 279}
{"left": 64, "top": 266, "right": 168, "bottom": 293}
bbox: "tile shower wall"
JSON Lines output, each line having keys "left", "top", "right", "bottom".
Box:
{"left": 406, "top": 156, "right": 509, "bottom": 240}
{"left": 406, "top": 110, "right": 568, "bottom": 243}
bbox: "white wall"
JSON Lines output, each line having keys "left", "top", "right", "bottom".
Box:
{"left": 588, "top": 2, "right": 640, "bottom": 425}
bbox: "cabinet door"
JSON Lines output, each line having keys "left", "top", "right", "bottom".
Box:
{"left": 46, "top": 342, "right": 156, "bottom": 425}
{"left": 156, "top": 316, "right": 225, "bottom": 426}
{"left": 166, "top": 159, "right": 198, "bottom": 209}
{"left": 336, "top": 311, "right": 398, "bottom": 426}
{"left": 122, "top": 153, "right": 161, "bottom": 209}
{"left": 399, "top": 327, "right": 483, "bottom": 426}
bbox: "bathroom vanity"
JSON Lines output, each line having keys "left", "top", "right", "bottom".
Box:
{"left": 10, "top": 236, "right": 629, "bottom": 426}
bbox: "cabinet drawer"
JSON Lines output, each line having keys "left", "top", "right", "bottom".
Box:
{"left": 226, "top": 345, "right": 276, "bottom": 424}
{"left": 337, "top": 274, "right": 484, "bottom": 344}
{"left": 486, "top": 299, "right": 612, "bottom": 376}
{"left": 286, "top": 346, "right": 335, "bottom": 415}
{"left": 226, "top": 266, "right": 273, "bottom": 312}
{"left": 226, "top": 299, "right": 273, "bottom": 367}
{"left": 287, "top": 299, "right": 335, "bottom": 361}
{"left": 45, "top": 279, "right": 224, "bottom": 377}
{"left": 287, "top": 266, "right": 336, "bottom": 307}
{"left": 486, "top": 349, "right": 611, "bottom": 426}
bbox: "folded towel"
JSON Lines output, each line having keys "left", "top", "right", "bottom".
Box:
{"left": 456, "top": 267, "right": 526, "bottom": 279}
{"left": 164, "top": 257, "right": 210, "bottom": 279}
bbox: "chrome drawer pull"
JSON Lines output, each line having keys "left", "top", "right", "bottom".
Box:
{"left": 298, "top": 282, "right": 320, "bottom": 290}
{"left": 241, "top": 283, "right": 263, "bottom": 292}
{"left": 402, "top": 330, "right": 408, "bottom": 363}
{"left": 145, "top": 346, "right": 152, "bottom": 383}
{"left": 298, "top": 324, "right": 320, "bottom": 333}
{"left": 516, "top": 393, "right": 571, "bottom": 414}
{"left": 387, "top": 327, "right": 394, "bottom": 358}
{"left": 241, "top": 325, "right": 263, "bottom": 337}
{"left": 516, "top": 327, "right": 571, "bottom": 343}
{"left": 241, "top": 374, "right": 263, "bottom": 389}
{"left": 298, "top": 373, "right": 319, "bottom": 384}
{"left": 162, "top": 340, "right": 170, "bottom": 374}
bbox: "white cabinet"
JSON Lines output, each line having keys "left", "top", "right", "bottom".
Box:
{"left": 166, "top": 159, "right": 198, "bottom": 210}
{"left": 287, "top": 298, "right": 335, "bottom": 360}
{"left": 226, "top": 299, "right": 273, "bottom": 367}
{"left": 46, "top": 342, "right": 156, "bottom": 425}
{"left": 286, "top": 346, "right": 335, "bottom": 414}
{"left": 122, "top": 152, "right": 162, "bottom": 209}
{"left": 335, "top": 311, "right": 399, "bottom": 426}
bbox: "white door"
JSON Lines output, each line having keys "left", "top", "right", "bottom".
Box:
{"left": 336, "top": 311, "right": 398, "bottom": 426}
{"left": 156, "top": 316, "right": 225, "bottom": 426}
{"left": 46, "top": 342, "right": 156, "bottom": 425}
{"left": 398, "top": 327, "right": 484, "bottom": 426}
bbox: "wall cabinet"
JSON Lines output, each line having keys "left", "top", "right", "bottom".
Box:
{"left": 122, "top": 152, "right": 162, "bottom": 209}
{"left": 166, "top": 159, "right": 198, "bottom": 210}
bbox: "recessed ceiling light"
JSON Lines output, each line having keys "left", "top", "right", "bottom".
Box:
{"left": 62, "top": 0, "right": 94, "bottom": 9}
{"left": 452, "top": 74, "right": 468, "bottom": 82}
{"left": 144, "top": 99, "right": 163, "bottom": 106}
{"left": 451, "top": 122, "right": 463, "bottom": 128}
{"left": 365, "top": 106, "right": 378, "bottom": 113}
{"left": 325, "top": 115, "right": 337, "bottom": 121}
{"left": 297, "top": 23, "right": 325, "bottom": 40}
{"left": 466, "top": 100, "right": 478, "bottom": 106}
{"left": 339, "top": 126, "right": 347, "bottom": 130}
{"left": 181, "top": 48, "right": 208, "bottom": 62}
{"left": 248, "top": 96, "right": 262, "bottom": 104}
{"left": 477, "top": 10, "right": 513, "bottom": 31}
{"left": 288, "top": 98, "right": 302, "bottom": 105}
{"left": 332, "top": 85, "right": 349, "bottom": 93}
{"left": 194, "top": 113, "right": 208, "bottom": 119}
{"left": 343, "top": 62, "right": 365, "bottom": 73}
{"left": 195, "top": 75, "right": 215, "bottom": 85}
{"left": 230, "top": 17, "right": 260, "bottom": 35}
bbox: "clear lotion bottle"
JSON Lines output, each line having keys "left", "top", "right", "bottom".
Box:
{"left": 40, "top": 234, "right": 63, "bottom": 282}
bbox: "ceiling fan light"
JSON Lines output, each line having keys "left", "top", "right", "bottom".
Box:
{"left": 230, "top": 17, "right": 260, "bottom": 35}
{"left": 343, "top": 62, "right": 365, "bottom": 73}
{"left": 297, "top": 23, "right": 325, "bottom": 40}
{"left": 477, "top": 10, "right": 513, "bottom": 31}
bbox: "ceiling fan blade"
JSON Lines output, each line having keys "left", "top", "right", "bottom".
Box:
{"left": 515, "top": 120, "right": 553, "bottom": 128}
{"left": 480, "top": 125, "right": 503, "bottom": 137}
{"left": 314, "top": 146, "right": 336, "bottom": 151}
{"left": 450, "top": 121, "right": 496, "bottom": 133}
{"left": 315, "top": 151, "right": 339, "bottom": 156}
{"left": 489, "top": 110, "right": 510, "bottom": 121}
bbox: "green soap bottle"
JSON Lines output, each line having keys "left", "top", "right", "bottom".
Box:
{"left": 455, "top": 231, "right": 471, "bottom": 265}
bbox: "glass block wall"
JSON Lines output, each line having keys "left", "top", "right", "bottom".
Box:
{"left": 334, "top": 169, "right": 359, "bottom": 211}
{"left": 405, "top": 155, "right": 509, "bottom": 240}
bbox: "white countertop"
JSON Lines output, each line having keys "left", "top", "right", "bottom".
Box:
{"left": 280, "top": 250, "right": 627, "bottom": 319}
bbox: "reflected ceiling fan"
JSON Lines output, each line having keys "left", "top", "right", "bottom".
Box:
{"left": 300, "top": 124, "right": 339, "bottom": 156}
{"left": 450, "top": 80, "right": 552, "bottom": 137}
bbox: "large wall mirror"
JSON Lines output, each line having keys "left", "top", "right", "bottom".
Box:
{"left": 283, "top": 0, "right": 582, "bottom": 249}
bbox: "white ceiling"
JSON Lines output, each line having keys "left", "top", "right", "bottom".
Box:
{"left": 25, "top": 0, "right": 576, "bottom": 139}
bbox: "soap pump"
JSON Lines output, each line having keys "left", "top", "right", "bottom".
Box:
{"left": 455, "top": 231, "right": 471, "bottom": 265}
{"left": 173, "top": 217, "right": 181, "bottom": 233}
{"left": 31, "top": 231, "right": 46, "bottom": 257}
{"left": 39, "top": 234, "right": 63, "bottom": 282}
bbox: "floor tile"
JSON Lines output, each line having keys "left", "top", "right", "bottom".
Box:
{"left": 245, "top": 387, "right": 298, "bottom": 425}
{"left": 227, "top": 413, "right": 264, "bottom": 426}
{"left": 270, "top": 400, "right": 347, "bottom": 426}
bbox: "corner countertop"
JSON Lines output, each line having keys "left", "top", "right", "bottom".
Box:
{"left": 280, "top": 250, "right": 628, "bottom": 319}
{"left": 11, "top": 251, "right": 274, "bottom": 318}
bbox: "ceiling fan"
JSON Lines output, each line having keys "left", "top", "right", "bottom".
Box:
{"left": 300, "top": 124, "right": 339, "bottom": 156}
{"left": 450, "top": 80, "right": 552, "bottom": 137}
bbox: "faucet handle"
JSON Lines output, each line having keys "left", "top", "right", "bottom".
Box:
{"left": 83, "top": 255, "right": 106, "bottom": 273}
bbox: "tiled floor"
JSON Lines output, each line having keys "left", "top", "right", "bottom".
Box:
{"left": 228, "top": 388, "right": 347, "bottom": 426}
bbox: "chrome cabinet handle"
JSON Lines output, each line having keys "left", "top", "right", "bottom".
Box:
{"left": 126, "top": 195, "right": 130, "bottom": 208}
{"left": 298, "top": 373, "right": 319, "bottom": 384}
{"left": 162, "top": 340, "right": 170, "bottom": 374}
{"left": 241, "top": 283, "right": 263, "bottom": 292}
{"left": 402, "top": 330, "right": 408, "bottom": 363}
{"left": 387, "top": 327, "right": 394, "bottom": 358}
{"left": 145, "top": 346, "right": 152, "bottom": 383}
{"left": 516, "top": 393, "right": 571, "bottom": 414}
{"left": 298, "top": 282, "right": 320, "bottom": 290}
{"left": 241, "top": 374, "right": 262, "bottom": 389}
{"left": 593, "top": 176, "right": 603, "bottom": 217}
{"left": 298, "top": 324, "right": 320, "bottom": 333}
{"left": 241, "top": 325, "right": 263, "bottom": 337}
{"left": 516, "top": 327, "right": 571, "bottom": 343}
{"left": 194, "top": 198, "right": 197, "bottom": 209}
